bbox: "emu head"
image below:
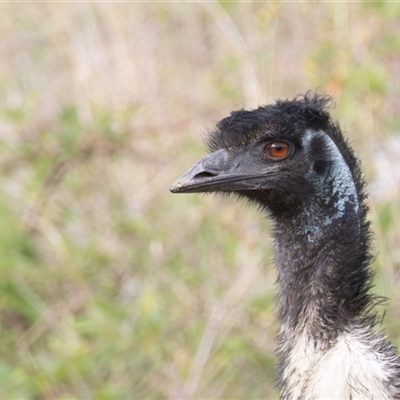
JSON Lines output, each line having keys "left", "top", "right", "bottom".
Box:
{"left": 170, "top": 93, "right": 364, "bottom": 222}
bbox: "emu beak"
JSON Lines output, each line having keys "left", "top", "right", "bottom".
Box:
{"left": 170, "top": 149, "right": 263, "bottom": 194}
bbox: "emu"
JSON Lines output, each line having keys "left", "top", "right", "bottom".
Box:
{"left": 170, "top": 93, "right": 400, "bottom": 399}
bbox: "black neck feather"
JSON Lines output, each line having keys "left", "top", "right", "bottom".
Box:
{"left": 273, "top": 195, "right": 374, "bottom": 339}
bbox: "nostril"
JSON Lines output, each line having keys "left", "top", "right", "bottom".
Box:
{"left": 194, "top": 171, "right": 218, "bottom": 179}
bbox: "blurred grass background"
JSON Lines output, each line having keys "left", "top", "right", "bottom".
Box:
{"left": 1, "top": 2, "right": 400, "bottom": 399}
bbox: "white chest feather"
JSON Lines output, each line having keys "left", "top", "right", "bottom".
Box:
{"left": 283, "top": 327, "right": 397, "bottom": 399}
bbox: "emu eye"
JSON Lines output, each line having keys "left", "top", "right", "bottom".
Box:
{"left": 266, "top": 141, "right": 290, "bottom": 159}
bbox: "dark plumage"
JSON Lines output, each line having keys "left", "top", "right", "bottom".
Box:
{"left": 170, "top": 93, "right": 400, "bottom": 398}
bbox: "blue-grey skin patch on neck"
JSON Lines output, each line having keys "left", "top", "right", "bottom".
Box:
{"left": 300, "top": 130, "right": 360, "bottom": 242}
{"left": 321, "top": 132, "right": 359, "bottom": 215}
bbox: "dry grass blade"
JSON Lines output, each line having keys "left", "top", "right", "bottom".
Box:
{"left": 185, "top": 248, "right": 261, "bottom": 398}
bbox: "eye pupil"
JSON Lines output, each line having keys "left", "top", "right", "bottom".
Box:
{"left": 266, "top": 141, "right": 290, "bottom": 159}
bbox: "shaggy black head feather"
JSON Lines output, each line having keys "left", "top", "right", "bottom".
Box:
{"left": 208, "top": 93, "right": 333, "bottom": 153}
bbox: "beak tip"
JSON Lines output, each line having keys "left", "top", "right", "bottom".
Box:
{"left": 169, "top": 181, "right": 182, "bottom": 193}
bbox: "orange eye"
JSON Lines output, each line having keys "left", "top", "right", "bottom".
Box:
{"left": 266, "top": 141, "right": 290, "bottom": 159}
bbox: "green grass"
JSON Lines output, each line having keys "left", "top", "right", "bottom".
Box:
{"left": 0, "top": 2, "right": 400, "bottom": 398}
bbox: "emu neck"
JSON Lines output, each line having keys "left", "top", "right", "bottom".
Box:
{"left": 274, "top": 201, "right": 363, "bottom": 336}
{"left": 272, "top": 195, "right": 389, "bottom": 398}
